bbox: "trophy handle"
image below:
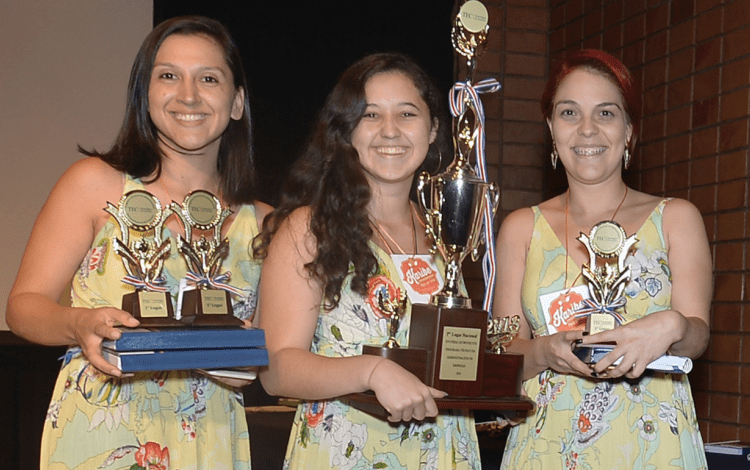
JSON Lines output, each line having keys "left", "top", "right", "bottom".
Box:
{"left": 417, "top": 172, "right": 431, "bottom": 218}
{"left": 487, "top": 182, "right": 499, "bottom": 218}
{"left": 417, "top": 172, "right": 442, "bottom": 254}
{"left": 105, "top": 202, "right": 130, "bottom": 247}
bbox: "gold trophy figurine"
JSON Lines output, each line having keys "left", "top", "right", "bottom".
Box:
{"left": 575, "top": 221, "right": 638, "bottom": 335}
{"left": 106, "top": 190, "right": 181, "bottom": 327}
{"left": 171, "top": 190, "right": 243, "bottom": 327}
{"left": 362, "top": 290, "right": 429, "bottom": 382}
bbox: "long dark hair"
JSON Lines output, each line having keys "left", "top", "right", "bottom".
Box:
{"left": 79, "top": 15, "right": 257, "bottom": 205}
{"left": 255, "top": 52, "right": 449, "bottom": 309}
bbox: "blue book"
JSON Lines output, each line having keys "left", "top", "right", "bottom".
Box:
{"left": 102, "top": 327, "right": 265, "bottom": 351}
{"left": 101, "top": 347, "right": 269, "bottom": 372}
{"left": 705, "top": 441, "right": 750, "bottom": 469}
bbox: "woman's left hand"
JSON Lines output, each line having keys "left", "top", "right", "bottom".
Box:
{"left": 580, "top": 309, "right": 686, "bottom": 379}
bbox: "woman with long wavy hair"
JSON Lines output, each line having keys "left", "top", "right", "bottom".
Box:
{"left": 256, "top": 52, "right": 481, "bottom": 469}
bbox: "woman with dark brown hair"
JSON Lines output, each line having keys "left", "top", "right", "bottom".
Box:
{"left": 493, "top": 50, "right": 710, "bottom": 469}
{"left": 7, "top": 16, "right": 270, "bottom": 469}
{"left": 256, "top": 52, "right": 481, "bottom": 469}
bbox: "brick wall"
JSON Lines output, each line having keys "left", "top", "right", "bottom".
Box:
{"left": 477, "top": 0, "right": 749, "bottom": 444}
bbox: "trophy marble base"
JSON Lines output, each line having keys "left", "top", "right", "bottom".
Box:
{"left": 180, "top": 289, "right": 244, "bottom": 327}
{"left": 122, "top": 291, "right": 182, "bottom": 328}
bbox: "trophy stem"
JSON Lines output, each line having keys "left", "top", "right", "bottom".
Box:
{"left": 432, "top": 261, "right": 472, "bottom": 309}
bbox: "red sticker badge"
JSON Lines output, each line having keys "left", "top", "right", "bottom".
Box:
{"left": 400, "top": 257, "right": 440, "bottom": 295}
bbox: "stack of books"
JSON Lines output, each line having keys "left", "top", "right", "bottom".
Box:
{"left": 101, "top": 327, "right": 268, "bottom": 373}
{"left": 704, "top": 441, "right": 750, "bottom": 469}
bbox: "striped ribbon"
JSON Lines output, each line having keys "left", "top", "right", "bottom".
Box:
{"left": 450, "top": 78, "right": 501, "bottom": 313}
{"left": 185, "top": 271, "right": 245, "bottom": 297}
{"left": 572, "top": 297, "right": 627, "bottom": 325}
{"left": 122, "top": 275, "right": 169, "bottom": 293}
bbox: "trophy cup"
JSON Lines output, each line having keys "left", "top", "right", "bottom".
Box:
{"left": 106, "top": 190, "right": 181, "bottom": 327}
{"left": 407, "top": 0, "right": 522, "bottom": 399}
{"left": 171, "top": 190, "right": 243, "bottom": 327}
{"left": 574, "top": 221, "right": 638, "bottom": 336}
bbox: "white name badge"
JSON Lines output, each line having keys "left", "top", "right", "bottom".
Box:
{"left": 539, "top": 284, "right": 590, "bottom": 335}
{"left": 391, "top": 254, "right": 444, "bottom": 304}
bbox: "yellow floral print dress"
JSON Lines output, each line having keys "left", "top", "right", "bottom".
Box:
{"left": 283, "top": 243, "right": 481, "bottom": 470}
{"left": 41, "top": 176, "right": 261, "bottom": 470}
{"left": 501, "top": 200, "right": 707, "bottom": 470}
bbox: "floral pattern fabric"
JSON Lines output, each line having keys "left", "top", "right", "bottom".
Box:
{"left": 283, "top": 243, "right": 481, "bottom": 470}
{"left": 41, "top": 176, "right": 260, "bottom": 470}
{"left": 501, "top": 200, "right": 707, "bottom": 470}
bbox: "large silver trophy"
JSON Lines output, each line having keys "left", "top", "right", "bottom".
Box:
{"left": 361, "top": 1, "right": 526, "bottom": 402}
{"left": 418, "top": 1, "right": 498, "bottom": 309}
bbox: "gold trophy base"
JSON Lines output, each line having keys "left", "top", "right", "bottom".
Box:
{"left": 180, "top": 289, "right": 243, "bottom": 327}
{"left": 122, "top": 291, "right": 182, "bottom": 328}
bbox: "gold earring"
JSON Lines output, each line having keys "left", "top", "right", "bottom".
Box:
{"left": 551, "top": 143, "right": 559, "bottom": 170}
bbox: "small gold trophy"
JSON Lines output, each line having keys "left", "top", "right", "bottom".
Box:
{"left": 362, "top": 290, "right": 429, "bottom": 383}
{"left": 171, "top": 190, "right": 243, "bottom": 327}
{"left": 106, "top": 190, "right": 181, "bottom": 327}
{"left": 575, "top": 221, "right": 638, "bottom": 335}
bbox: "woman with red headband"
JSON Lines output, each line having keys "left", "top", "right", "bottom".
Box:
{"left": 493, "top": 50, "right": 710, "bottom": 469}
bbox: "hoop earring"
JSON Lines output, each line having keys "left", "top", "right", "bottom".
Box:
{"left": 429, "top": 147, "right": 444, "bottom": 175}
{"left": 551, "top": 143, "right": 559, "bottom": 170}
{"left": 623, "top": 148, "right": 631, "bottom": 169}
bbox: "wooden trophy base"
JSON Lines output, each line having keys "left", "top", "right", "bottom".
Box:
{"left": 122, "top": 291, "right": 182, "bottom": 328}
{"left": 180, "top": 289, "right": 243, "bottom": 327}
{"left": 348, "top": 302, "right": 530, "bottom": 415}
{"left": 362, "top": 345, "right": 430, "bottom": 383}
{"left": 481, "top": 351, "right": 524, "bottom": 397}
{"left": 409, "top": 303, "right": 489, "bottom": 397}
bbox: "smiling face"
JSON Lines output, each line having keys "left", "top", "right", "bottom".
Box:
{"left": 548, "top": 68, "right": 633, "bottom": 185}
{"left": 351, "top": 71, "right": 437, "bottom": 189}
{"left": 148, "top": 33, "right": 244, "bottom": 159}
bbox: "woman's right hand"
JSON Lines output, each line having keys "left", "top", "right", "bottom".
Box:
{"left": 71, "top": 306, "right": 140, "bottom": 377}
{"left": 537, "top": 330, "right": 592, "bottom": 378}
{"left": 367, "top": 358, "right": 446, "bottom": 422}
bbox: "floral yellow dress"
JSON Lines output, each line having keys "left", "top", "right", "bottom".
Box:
{"left": 41, "top": 176, "right": 261, "bottom": 470}
{"left": 501, "top": 200, "right": 707, "bottom": 470}
{"left": 283, "top": 243, "right": 481, "bottom": 470}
